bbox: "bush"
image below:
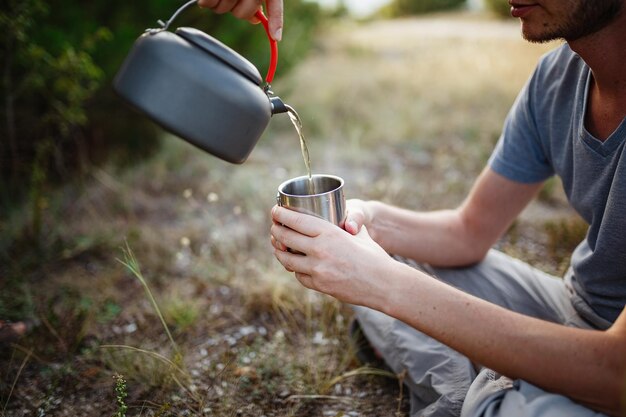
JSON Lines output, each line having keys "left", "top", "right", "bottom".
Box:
{"left": 484, "top": 0, "right": 512, "bottom": 18}
{"left": 383, "top": 0, "right": 467, "bottom": 16}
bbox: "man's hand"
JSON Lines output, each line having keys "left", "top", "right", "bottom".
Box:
{"left": 270, "top": 205, "right": 396, "bottom": 308}
{"left": 198, "top": 0, "right": 283, "bottom": 41}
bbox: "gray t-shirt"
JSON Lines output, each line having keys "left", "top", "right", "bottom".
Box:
{"left": 488, "top": 43, "right": 626, "bottom": 324}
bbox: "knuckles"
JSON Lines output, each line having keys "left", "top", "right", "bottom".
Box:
{"left": 197, "top": 0, "right": 212, "bottom": 6}
{"left": 291, "top": 215, "right": 307, "bottom": 231}
{"left": 232, "top": 4, "right": 258, "bottom": 19}
{"left": 280, "top": 255, "right": 296, "bottom": 273}
{"left": 231, "top": 9, "right": 248, "bottom": 18}
{"left": 295, "top": 273, "right": 314, "bottom": 290}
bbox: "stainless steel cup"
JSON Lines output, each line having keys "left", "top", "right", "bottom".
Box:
{"left": 276, "top": 174, "right": 346, "bottom": 226}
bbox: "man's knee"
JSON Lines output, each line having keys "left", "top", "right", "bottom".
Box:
{"left": 462, "top": 373, "right": 605, "bottom": 417}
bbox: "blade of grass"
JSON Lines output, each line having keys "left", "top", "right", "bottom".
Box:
{"left": 2, "top": 348, "right": 32, "bottom": 415}
{"left": 321, "top": 366, "right": 397, "bottom": 394}
{"left": 117, "top": 242, "right": 181, "bottom": 359}
{"left": 396, "top": 369, "right": 407, "bottom": 417}
{"left": 285, "top": 394, "right": 354, "bottom": 403}
{"left": 100, "top": 344, "right": 187, "bottom": 379}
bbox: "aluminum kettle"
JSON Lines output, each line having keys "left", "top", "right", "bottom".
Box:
{"left": 113, "top": 0, "right": 289, "bottom": 164}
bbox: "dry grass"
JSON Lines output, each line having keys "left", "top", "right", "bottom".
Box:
{"left": 1, "top": 11, "right": 583, "bottom": 417}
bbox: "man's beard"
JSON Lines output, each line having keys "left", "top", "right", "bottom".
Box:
{"left": 525, "top": 0, "right": 622, "bottom": 43}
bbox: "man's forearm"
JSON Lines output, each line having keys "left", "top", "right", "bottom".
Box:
{"left": 367, "top": 201, "right": 489, "bottom": 267}
{"left": 366, "top": 169, "right": 543, "bottom": 267}
{"left": 376, "top": 262, "right": 626, "bottom": 415}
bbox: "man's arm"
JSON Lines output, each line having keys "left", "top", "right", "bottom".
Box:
{"left": 382, "top": 262, "right": 626, "bottom": 415}
{"left": 347, "top": 167, "right": 543, "bottom": 267}
{"left": 271, "top": 206, "right": 626, "bottom": 415}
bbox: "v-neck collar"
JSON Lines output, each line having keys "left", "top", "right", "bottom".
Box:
{"left": 577, "top": 67, "right": 626, "bottom": 157}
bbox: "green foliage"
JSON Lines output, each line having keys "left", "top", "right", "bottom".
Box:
{"left": 1, "top": 1, "right": 89, "bottom": 189}
{"left": 163, "top": 297, "right": 201, "bottom": 331}
{"left": 484, "top": 0, "right": 512, "bottom": 18}
{"left": 39, "top": 286, "right": 94, "bottom": 356}
{"left": 113, "top": 373, "right": 128, "bottom": 417}
{"left": 383, "top": 0, "right": 467, "bottom": 16}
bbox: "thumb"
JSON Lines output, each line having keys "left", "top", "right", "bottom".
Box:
{"left": 344, "top": 207, "right": 366, "bottom": 235}
{"left": 266, "top": 0, "right": 283, "bottom": 41}
{"left": 356, "top": 225, "right": 373, "bottom": 240}
{"left": 345, "top": 219, "right": 360, "bottom": 235}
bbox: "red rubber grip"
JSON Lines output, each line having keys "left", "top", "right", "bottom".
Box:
{"left": 255, "top": 9, "right": 278, "bottom": 84}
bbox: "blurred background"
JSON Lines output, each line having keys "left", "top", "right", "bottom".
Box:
{"left": 1, "top": 1, "right": 585, "bottom": 416}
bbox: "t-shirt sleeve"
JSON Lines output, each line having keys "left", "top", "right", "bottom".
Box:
{"left": 488, "top": 66, "right": 555, "bottom": 184}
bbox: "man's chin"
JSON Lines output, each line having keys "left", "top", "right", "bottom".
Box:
{"left": 520, "top": 24, "right": 560, "bottom": 44}
{"left": 521, "top": 33, "right": 557, "bottom": 44}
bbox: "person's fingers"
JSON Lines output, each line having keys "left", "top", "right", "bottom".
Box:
{"left": 198, "top": 0, "right": 220, "bottom": 8}
{"left": 270, "top": 235, "right": 287, "bottom": 252}
{"left": 344, "top": 209, "right": 364, "bottom": 235}
{"left": 231, "top": 0, "right": 262, "bottom": 21}
{"left": 273, "top": 247, "right": 314, "bottom": 276}
{"left": 344, "top": 218, "right": 360, "bottom": 235}
{"left": 198, "top": 0, "right": 264, "bottom": 25}
{"left": 266, "top": 0, "right": 284, "bottom": 41}
{"left": 271, "top": 206, "right": 326, "bottom": 237}
{"left": 294, "top": 272, "right": 314, "bottom": 290}
{"left": 213, "top": 0, "right": 238, "bottom": 14}
{"left": 270, "top": 222, "right": 312, "bottom": 254}
{"left": 356, "top": 224, "right": 372, "bottom": 240}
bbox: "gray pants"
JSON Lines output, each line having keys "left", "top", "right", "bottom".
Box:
{"left": 353, "top": 250, "right": 607, "bottom": 417}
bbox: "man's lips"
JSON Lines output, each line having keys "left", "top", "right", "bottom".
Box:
{"left": 509, "top": 3, "right": 538, "bottom": 18}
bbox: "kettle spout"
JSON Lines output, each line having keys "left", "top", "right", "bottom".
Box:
{"left": 269, "top": 96, "right": 289, "bottom": 115}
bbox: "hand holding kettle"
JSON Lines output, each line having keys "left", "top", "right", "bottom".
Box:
{"left": 114, "top": 0, "right": 291, "bottom": 164}
{"left": 198, "top": 0, "right": 283, "bottom": 41}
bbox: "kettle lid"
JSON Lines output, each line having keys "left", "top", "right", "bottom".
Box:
{"left": 176, "top": 27, "right": 263, "bottom": 86}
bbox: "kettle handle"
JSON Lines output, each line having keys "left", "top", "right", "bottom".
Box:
{"left": 156, "top": 0, "right": 278, "bottom": 84}
{"left": 253, "top": 10, "right": 278, "bottom": 84}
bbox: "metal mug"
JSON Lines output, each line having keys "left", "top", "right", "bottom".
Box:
{"left": 276, "top": 174, "right": 346, "bottom": 226}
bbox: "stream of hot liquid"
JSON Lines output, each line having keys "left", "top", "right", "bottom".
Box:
{"left": 286, "top": 105, "right": 314, "bottom": 194}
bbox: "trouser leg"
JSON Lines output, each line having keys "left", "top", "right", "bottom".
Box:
{"left": 353, "top": 249, "right": 577, "bottom": 417}
{"left": 461, "top": 369, "right": 607, "bottom": 417}
{"left": 353, "top": 305, "right": 476, "bottom": 417}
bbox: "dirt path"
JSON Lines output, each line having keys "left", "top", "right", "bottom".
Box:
{"left": 350, "top": 13, "right": 524, "bottom": 41}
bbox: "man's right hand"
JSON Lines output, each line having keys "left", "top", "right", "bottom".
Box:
{"left": 197, "top": 0, "right": 284, "bottom": 41}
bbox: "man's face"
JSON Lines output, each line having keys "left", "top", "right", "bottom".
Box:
{"left": 509, "top": 0, "right": 622, "bottom": 43}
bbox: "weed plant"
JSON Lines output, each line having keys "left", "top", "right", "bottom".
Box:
{"left": 113, "top": 373, "right": 128, "bottom": 417}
